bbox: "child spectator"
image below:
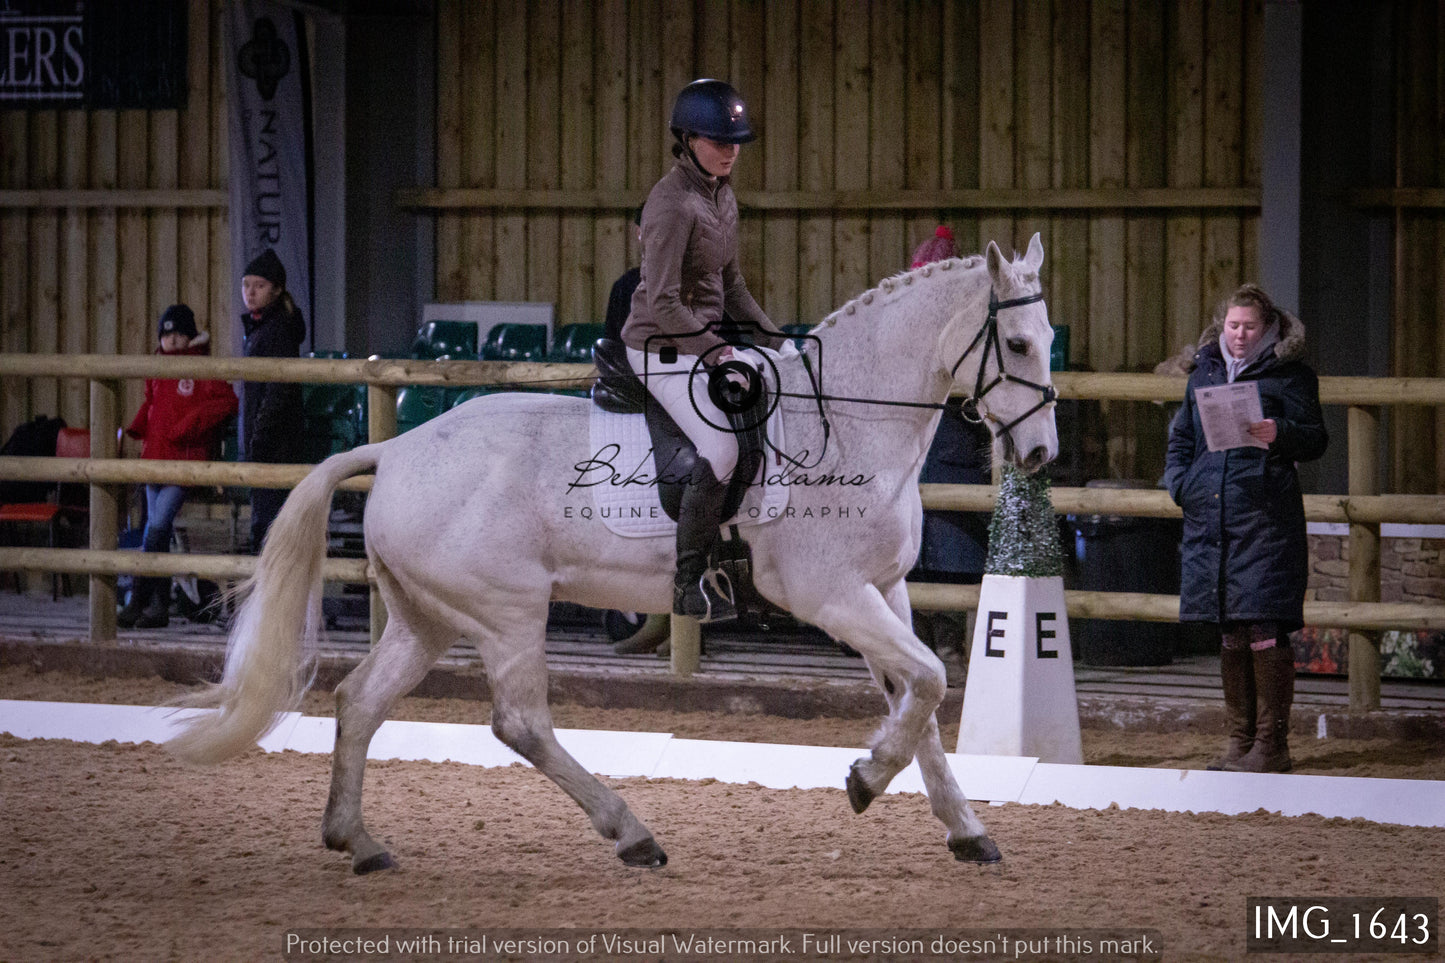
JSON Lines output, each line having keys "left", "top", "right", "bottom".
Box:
{"left": 119, "top": 305, "right": 238, "bottom": 628}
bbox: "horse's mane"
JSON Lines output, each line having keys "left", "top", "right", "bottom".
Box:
{"left": 817, "top": 254, "right": 986, "bottom": 330}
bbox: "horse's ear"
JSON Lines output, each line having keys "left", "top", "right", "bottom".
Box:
{"left": 1023, "top": 233, "right": 1044, "bottom": 274}
{"left": 985, "top": 240, "right": 1006, "bottom": 284}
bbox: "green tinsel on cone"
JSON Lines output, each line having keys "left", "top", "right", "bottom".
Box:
{"left": 984, "top": 463, "right": 1064, "bottom": 578}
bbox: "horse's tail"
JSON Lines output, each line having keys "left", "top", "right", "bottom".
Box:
{"left": 167, "top": 443, "right": 384, "bottom": 764}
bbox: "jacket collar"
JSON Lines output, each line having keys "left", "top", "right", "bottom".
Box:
{"left": 675, "top": 151, "right": 728, "bottom": 197}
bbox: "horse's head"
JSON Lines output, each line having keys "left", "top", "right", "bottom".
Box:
{"left": 942, "top": 233, "right": 1059, "bottom": 473}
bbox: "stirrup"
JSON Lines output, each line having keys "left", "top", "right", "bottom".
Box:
{"left": 674, "top": 568, "right": 737, "bottom": 623}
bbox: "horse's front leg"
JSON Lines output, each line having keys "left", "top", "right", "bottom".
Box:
{"left": 805, "top": 582, "right": 946, "bottom": 811}
{"left": 878, "top": 579, "right": 1000, "bottom": 862}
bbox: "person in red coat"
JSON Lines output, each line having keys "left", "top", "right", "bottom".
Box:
{"left": 119, "top": 304, "right": 238, "bottom": 628}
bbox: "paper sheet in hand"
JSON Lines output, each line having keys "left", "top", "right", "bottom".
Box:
{"left": 1195, "top": 382, "right": 1268, "bottom": 452}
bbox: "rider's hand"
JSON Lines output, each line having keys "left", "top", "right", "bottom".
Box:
{"left": 777, "top": 339, "right": 801, "bottom": 361}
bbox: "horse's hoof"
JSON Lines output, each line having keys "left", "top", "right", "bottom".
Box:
{"left": 846, "top": 762, "right": 875, "bottom": 814}
{"left": 949, "top": 835, "right": 1002, "bottom": 864}
{"left": 617, "top": 837, "right": 668, "bottom": 868}
{"left": 353, "top": 851, "right": 397, "bottom": 875}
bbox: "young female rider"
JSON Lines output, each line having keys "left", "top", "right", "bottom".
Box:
{"left": 621, "top": 79, "right": 790, "bottom": 623}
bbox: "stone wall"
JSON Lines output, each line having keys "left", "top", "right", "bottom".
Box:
{"left": 1306, "top": 535, "right": 1445, "bottom": 604}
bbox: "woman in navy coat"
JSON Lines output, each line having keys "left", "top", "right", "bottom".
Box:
{"left": 1165, "top": 284, "right": 1327, "bottom": 773}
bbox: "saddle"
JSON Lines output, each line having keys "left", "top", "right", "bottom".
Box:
{"left": 590, "top": 338, "right": 768, "bottom": 525}
{"left": 590, "top": 338, "right": 781, "bottom": 623}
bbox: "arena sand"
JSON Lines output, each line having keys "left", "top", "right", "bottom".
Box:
{"left": 1, "top": 666, "right": 1442, "bottom": 961}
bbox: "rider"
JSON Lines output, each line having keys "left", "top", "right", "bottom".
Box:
{"left": 622, "top": 79, "right": 790, "bottom": 623}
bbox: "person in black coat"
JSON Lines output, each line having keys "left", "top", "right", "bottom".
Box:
{"left": 239, "top": 247, "right": 307, "bottom": 553}
{"left": 1165, "top": 283, "right": 1327, "bottom": 773}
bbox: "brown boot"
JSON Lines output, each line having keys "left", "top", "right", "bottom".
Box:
{"left": 1225, "top": 644, "right": 1294, "bottom": 773}
{"left": 1207, "top": 646, "right": 1256, "bottom": 770}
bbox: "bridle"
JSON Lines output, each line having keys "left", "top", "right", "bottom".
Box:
{"left": 947, "top": 289, "right": 1058, "bottom": 436}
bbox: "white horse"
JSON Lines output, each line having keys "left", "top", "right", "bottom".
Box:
{"left": 169, "top": 236, "right": 1058, "bottom": 872}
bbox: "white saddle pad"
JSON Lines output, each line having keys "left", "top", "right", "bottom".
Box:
{"left": 586, "top": 378, "right": 791, "bottom": 539}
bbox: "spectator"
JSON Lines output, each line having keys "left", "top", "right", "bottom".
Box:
{"left": 907, "top": 227, "right": 991, "bottom": 683}
{"left": 239, "top": 248, "right": 306, "bottom": 553}
{"left": 119, "top": 305, "right": 238, "bottom": 628}
{"left": 1164, "top": 283, "right": 1327, "bottom": 773}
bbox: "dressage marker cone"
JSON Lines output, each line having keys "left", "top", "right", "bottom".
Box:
{"left": 957, "top": 573, "right": 1083, "bottom": 764}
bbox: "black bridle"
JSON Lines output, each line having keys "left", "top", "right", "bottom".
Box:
{"left": 947, "top": 289, "right": 1058, "bottom": 436}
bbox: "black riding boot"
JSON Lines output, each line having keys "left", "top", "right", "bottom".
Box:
{"left": 673, "top": 460, "right": 736, "bottom": 623}
{"left": 117, "top": 578, "right": 152, "bottom": 629}
{"left": 135, "top": 528, "right": 172, "bottom": 629}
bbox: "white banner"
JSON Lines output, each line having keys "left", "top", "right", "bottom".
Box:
{"left": 225, "top": 0, "right": 312, "bottom": 354}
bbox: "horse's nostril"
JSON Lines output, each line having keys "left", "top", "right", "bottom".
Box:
{"left": 1024, "top": 445, "right": 1052, "bottom": 471}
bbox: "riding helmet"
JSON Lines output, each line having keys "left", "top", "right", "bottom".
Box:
{"left": 669, "top": 79, "right": 756, "bottom": 144}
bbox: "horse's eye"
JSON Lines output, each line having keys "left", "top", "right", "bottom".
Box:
{"left": 1006, "top": 338, "right": 1029, "bottom": 356}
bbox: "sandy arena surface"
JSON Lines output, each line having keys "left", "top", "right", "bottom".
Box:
{"left": 1, "top": 666, "right": 1443, "bottom": 961}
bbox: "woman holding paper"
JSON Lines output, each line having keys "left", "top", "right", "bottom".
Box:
{"left": 1165, "top": 284, "right": 1327, "bottom": 773}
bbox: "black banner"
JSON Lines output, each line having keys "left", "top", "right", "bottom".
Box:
{"left": 0, "top": 0, "right": 187, "bottom": 109}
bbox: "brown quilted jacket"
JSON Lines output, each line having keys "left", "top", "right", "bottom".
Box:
{"left": 622, "top": 153, "right": 786, "bottom": 359}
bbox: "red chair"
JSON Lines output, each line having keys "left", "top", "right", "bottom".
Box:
{"left": 0, "top": 427, "right": 90, "bottom": 599}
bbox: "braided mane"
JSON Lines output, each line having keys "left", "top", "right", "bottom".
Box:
{"left": 819, "top": 254, "right": 986, "bottom": 329}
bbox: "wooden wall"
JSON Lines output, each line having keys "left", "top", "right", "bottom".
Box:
{"left": 1390, "top": 0, "right": 1445, "bottom": 494}
{"left": 424, "top": 0, "right": 1264, "bottom": 478}
{"left": 1, "top": 0, "right": 1442, "bottom": 491}
{"left": 429, "top": 1, "right": 1263, "bottom": 352}
{"left": 0, "top": 0, "right": 230, "bottom": 445}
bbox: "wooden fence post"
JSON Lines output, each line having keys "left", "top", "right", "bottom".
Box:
{"left": 366, "top": 385, "right": 397, "bottom": 645}
{"left": 89, "top": 379, "right": 119, "bottom": 642}
{"left": 1347, "top": 405, "right": 1381, "bottom": 711}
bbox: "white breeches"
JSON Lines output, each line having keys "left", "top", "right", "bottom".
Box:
{"left": 626, "top": 345, "right": 739, "bottom": 480}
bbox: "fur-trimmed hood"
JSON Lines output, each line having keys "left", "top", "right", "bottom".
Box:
{"left": 1154, "top": 309, "right": 1309, "bottom": 376}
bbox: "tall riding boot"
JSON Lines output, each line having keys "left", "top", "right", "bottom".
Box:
{"left": 136, "top": 577, "right": 171, "bottom": 628}
{"left": 673, "top": 460, "right": 736, "bottom": 623}
{"left": 116, "top": 578, "right": 152, "bottom": 629}
{"left": 1206, "top": 645, "right": 1256, "bottom": 770}
{"left": 135, "top": 528, "right": 172, "bottom": 629}
{"left": 1226, "top": 644, "right": 1295, "bottom": 773}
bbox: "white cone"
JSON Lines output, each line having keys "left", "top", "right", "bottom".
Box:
{"left": 957, "top": 574, "right": 1083, "bottom": 764}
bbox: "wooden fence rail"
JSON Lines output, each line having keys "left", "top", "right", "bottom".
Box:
{"left": 3, "top": 355, "right": 1443, "bottom": 710}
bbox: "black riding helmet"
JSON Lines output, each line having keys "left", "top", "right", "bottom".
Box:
{"left": 669, "top": 79, "right": 756, "bottom": 144}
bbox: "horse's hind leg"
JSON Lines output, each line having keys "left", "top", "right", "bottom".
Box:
{"left": 473, "top": 603, "right": 666, "bottom": 868}
{"left": 322, "top": 589, "right": 453, "bottom": 874}
{"left": 880, "top": 580, "right": 999, "bottom": 862}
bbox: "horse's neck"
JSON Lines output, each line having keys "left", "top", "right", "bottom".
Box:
{"left": 785, "top": 267, "right": 986, "bottom": 482}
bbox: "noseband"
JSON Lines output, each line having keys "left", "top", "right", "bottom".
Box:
{"left": 948, "top": 289, "right": 1058, "bottom": 438}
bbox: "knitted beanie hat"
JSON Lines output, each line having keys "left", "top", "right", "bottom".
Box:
{"left": 243, "top": 248, "right": 287, "bottom": 288}
{"left": 158, "top": 304, "right": 198, "bottom": 340}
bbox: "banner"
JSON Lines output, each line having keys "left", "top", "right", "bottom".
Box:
{"left": 0, "top": 0, "right": 187, "bottom": 109}
{"left": 226, "top": 0, "right": 313, "bottom": 356}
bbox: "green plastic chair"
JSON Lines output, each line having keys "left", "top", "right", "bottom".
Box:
{"left": 395, "top": 385, "right": 446, "bottom": 435}
{"left": 412, "top": 320, "right": 480, "bottom": 360}
{"left": 482, "top": 323, "right": 548, "bottom": 362}
{"left": 549, "top": 323, "right": 606, "bottom": 363}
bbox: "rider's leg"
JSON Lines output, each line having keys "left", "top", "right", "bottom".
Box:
{"left": 628, "top": 346, "right": 739, "bottom": 621}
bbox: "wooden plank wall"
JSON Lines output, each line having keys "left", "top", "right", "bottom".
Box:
{"left": 0, "top": 0, "right": 229, "bottom": 446}
{"left": 429, "top": 0, "right": 1265, "bottom": 480}
{"left": 1393, "top": 0, "right": 1444, "bottom": 494}
{"left": 2, "top": 1, "right": 1441, "bottom": 493}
